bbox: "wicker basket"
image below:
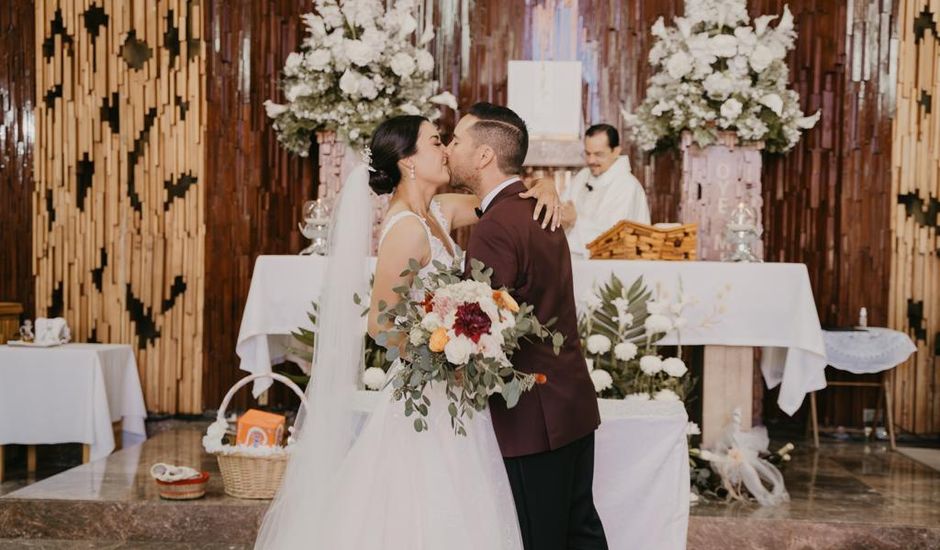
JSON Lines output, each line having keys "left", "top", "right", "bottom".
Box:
{"left": 209, "top": 373, "right": 308, "bottom": 499}
{"left": 587, "top": 220, "right": 697, "bottom": 261}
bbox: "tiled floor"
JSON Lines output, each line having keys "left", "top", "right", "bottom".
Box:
{"left": 2, "top": 421, "right": 939, "bottom": 548}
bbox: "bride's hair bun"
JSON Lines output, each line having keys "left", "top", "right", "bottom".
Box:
{"left": 368, "top": 167, "right": 398, "bottom": 195}
{"left": 367, "top": 115, "right": 427, "bottom": 196}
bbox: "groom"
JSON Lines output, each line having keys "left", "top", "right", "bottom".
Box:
{"left": 447, "top": 102, "right": 608, "bottom": 550}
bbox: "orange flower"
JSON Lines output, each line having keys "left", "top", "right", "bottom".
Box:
{"left": 493, "top": 290, "right": 520, "bottom": 313}
{"left": 429, "top": 327, "right": 449, "bottom": 353}
{"left": 534, "top": 373, "right": 548, "bottom": 385}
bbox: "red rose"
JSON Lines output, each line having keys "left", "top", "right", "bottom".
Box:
{"left": 453, "top": 302, "right": 492, "bottom": 343}
{"left": 420, "top": 292, "right": 434, "bottom": 313}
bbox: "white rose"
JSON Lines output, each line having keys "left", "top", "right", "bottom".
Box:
{"left": 362, "top": 367, "right": 387, "bottom": 391}
{"left": 590, "top": 369, "right": 613, "bottom": 393}
{"left": 339, "top": 70, "right": 360, "bottom": 96}
{"left": 662, "top": 357, "right": 688, "bottom": 377}
{"left": 644, "top": 314, "right": 673, "bottom": 335}
{"left": 614, "top": 342, "right": 638, "bottom": 362}
{"left": 709, "top": 34, "right": 738, "bottom": 58}
{"left": 420, "top": 312, "right": 444, "bottom": 331}
{"left": 358, "top": 76, "right": 378, "bottom": 100}
{"left": 263, "top": 100, "right": 288, "bottom": 118}
{"left": 703, "top": 72, "right": 734, "bottom": 100}
{"left": 397, "top": 12, "right": 418, "bottom": 37}
{"left": 444, "top": 335, "right": 474, "bottom": 365}
{"left": 639, "top": 355, "right": 663, "bottom": 375}
{"left": 586, "top": 334, "right": 612, "bottom": 355}
{"left": 749, "top": 44, "right": 775, "bottom": 72}
{"left": 720, "top": 98, "right": 743, "bottom": 121}
{"left": 285, "top": 82, "right": 313, "bottom": 102}
{"left": 759, "top": 93, "right": 784, "bottom": 116}
{"left": 305, "top": 49, "right": 332, "bottom": 71}
{"left": 284, "top": 52, "right": 303, "bottom": 74}
{"left": 478, "top": 333, "right": 503, "bottom": 360}
{"left": 390, "top": 52, "right": 416, "bottom": 78}
{"left": 345, "top": 39, "right": 377, "bottom": 67}
{"left": 666, "top": 51, "right": 694, "bottom": 80}
{"left": 653, "top": 388, "right": 680, "bottom": 401}
{"left": 624, "top": 392, "right": 650, "bottom": 402}
{"left": 416, "top": 49, "right": 435, "bottom": 73}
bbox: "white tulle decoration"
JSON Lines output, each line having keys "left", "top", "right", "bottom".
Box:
{"left": 700, "top": 408, "right": 789, "bottom": 506}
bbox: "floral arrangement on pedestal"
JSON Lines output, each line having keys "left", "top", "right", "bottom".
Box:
{"left": 579, "top": 275, "right": 694, "bottom": 403}
{"left": 578, "top": 273, "right": 794, "bottom": 505}
{"left": 263, "top": 0, "right": 457, "bottom": 155}
{"left": 623, "top": 0, "right": 820, "bottom": 153}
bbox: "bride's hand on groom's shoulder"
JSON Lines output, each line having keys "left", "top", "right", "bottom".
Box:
{"left": 519, "top": 177, "right": 562, "bottom": 231}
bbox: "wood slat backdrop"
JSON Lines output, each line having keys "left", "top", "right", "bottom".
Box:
{"left": 33, "top": 0, "right": 206, "bottom": 413}
{"left": 890, "top": 0, "right": 939, "bottom": 434}
{"left": 2, "top": 0, "right": 936, "bottom": 430}
{"left": 201, "top": 0, "right": 318, "bottom": 411}
{"left": 0, "top": 1, "right": 36, "bottom": 319}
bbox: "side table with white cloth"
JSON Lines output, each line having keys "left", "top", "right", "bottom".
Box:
{"left": 237, "top": 256, "right": 828, "bottom": 446}
{"left": 0, "top": 343, "right": 148, "bottom": 481}
{"left": 809, "top": 328, "right": 917, "bottom": 450}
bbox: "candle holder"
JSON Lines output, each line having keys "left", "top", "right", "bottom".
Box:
{"left": 722, "top": 202, "right": 762, "bottom": 263}
{"left": 299, "top": 199, "right": 332, "bottom": 256}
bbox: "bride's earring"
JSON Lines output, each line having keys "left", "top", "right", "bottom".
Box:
{"left": 410, "top": 164, "right": 416, "bottom": 181}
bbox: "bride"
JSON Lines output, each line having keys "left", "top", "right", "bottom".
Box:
{"left": 254, "top": 115, "right": 562, "bottom": 549}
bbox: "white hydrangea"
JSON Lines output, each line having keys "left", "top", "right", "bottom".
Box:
{"left": 614, "top": 342, "right": 638, "bottom": 362}
{"left": 390, "top": 52, "right": 416, "bottom": 78}
{"left": 662, "top": 357, "right": 688, "bottom": 377}
{"left": 586, "top": 334, "right": 612, "bottom": 355}
{"left": 639, "top": 355, "right": 663, "bottom": 375}
{"left": 590, "top": 369, "right": 614, "bottom": 393}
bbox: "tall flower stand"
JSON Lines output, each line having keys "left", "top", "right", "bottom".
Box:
{"left": 679, "top": 132, "right": 765, "bottom": 447}
{"left": 678, "top": 131, "right": 764, "bottom": 261}
{"left": 315, "top": 131, "right": 389, "bottom": 253}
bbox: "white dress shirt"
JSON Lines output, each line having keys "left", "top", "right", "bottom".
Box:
{"left": 480, "top": 177, "right": 522, "bottom": 213}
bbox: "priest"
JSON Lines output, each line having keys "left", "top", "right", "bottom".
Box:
{"left": 560, "top": 124, "right": 651, "bottom": 258}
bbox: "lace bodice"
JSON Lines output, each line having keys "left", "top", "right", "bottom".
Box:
{"left": 378, "top": 199, "right": 463, "bottom": 287}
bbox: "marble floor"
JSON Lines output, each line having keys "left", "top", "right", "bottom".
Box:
{"left": 1, "top": 422, "right": 939, "bottom": 549}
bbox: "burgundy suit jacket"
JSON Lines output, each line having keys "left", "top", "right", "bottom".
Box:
{"left": 466, "top": 180, "right": 601, "bottom": 458}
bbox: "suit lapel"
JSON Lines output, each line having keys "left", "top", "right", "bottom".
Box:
{"left": 479, "top": 180, "right": 526, "bottom": 218}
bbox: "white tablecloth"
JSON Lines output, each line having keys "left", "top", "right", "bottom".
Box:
{"left": 0, "top": 344, "right": 148, "bottom": 461}
{"left": 822, "top": 328, "right": 917, "bottom": 374}
{"left": 237, "top": 256, "right": 826, "bottom": 414}
{"left": 348, "top": 391, "right": 689, "bottom": 550}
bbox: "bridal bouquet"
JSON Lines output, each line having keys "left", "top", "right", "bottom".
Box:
{"left": 623, "top": 0, "right": 819, "bottom": 153}
{"left": 371, "top": 259, "right": 563, "bottom": 435}
{"left": 263, "top": 0, "right": 456, "bottom": 154}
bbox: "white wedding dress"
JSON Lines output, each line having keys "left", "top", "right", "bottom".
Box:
{"left": 255, "top": 197, "right": 523, "bottom": 550}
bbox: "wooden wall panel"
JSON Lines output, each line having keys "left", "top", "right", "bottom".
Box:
{"left": 889, "top": 0, "right": 940, "bottom": 434}
{"left": 201, "top": 0, "right": 317, "bottom": 410}
{"left": 0, "top": 1, "right": 35, "bottom": 320}
{"left": 34, "top": 0, "right": 206, "bottom": 414}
